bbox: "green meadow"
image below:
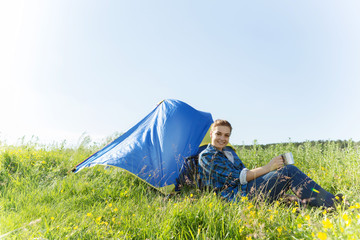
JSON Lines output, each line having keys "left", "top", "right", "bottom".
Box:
{"left": 1, "top": 138, "right": 360, "bottom": 239}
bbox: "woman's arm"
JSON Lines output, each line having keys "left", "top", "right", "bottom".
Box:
{"left": 246, "top": 155, "right": 284, "bottom": 182}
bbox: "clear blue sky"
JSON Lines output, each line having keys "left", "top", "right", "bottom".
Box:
{"left": 1, "top": 0, "right": 360, "bottom": 146}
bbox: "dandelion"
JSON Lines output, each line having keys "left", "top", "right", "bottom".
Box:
{"left": 113, "top": 208, "right": 118, "bottom": 212}
{"left": 346, "top": 219, "right": 351, "bottom": 227}
{"left": 246, "top": 236, "right": 252, "bottom": 240}
{"left": 208, "top": 203, "right": 213, "bottom": 208}
{"left": 350, "top": 203, "right": 360, "bottom": 210}
{"left": 250, "top": 211, "right": 256, "bottom": 217}
{"left": 342, "top": 213, "right": 349, "bottom": 221}
{"left": 317, "top": 232, "right": 327, "bottom": 240}
{"left": 297, "top": 223, "right": 302, "bottom": 228}
{"left": 51, "top": 217, "right": 55, "bottom": 220}
{"left": 108, "top": 203, "right": 112, "bottom": 208}
{"left": 87, "top": 213, "right": 92, "bottom": 217}
{"left": 190, "top": 193, "right": 193, "bottom": 198}
{"left": 73, "top": 226, "right": 78, "bottom": 230}
{"left": 322, "top": 218, "right": 333, "bottom": 229}
{"left": 269, "top": 215, "right": 274, "bottom": 221}
{"left": 305, "top": 215, "right": 311, "bottom": 221}
{"left": 292, "top": 208, "right": 298, "bottom": 213}
{"left": 277, "top": 227, "right": 282, "bottom": 234}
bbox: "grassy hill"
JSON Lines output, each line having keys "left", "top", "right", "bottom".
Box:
{"left": 1, "top": 139, "right": 359, "bottom": 239}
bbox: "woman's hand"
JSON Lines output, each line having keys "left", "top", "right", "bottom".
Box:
{"left": 246, "top": 155, "right": 285, "bottom": 182}
{"left": 266, "top": 155, "right": 285, "bottom": 172}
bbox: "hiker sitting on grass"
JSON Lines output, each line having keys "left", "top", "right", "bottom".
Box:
{"left": 198, "top": 119, "right": 342, "bottom": 208}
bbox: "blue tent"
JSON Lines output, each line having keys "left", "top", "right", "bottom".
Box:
{"left": 73, "top": 99, "right": 213, "bottom": 193}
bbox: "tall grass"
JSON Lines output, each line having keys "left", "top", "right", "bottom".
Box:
{"left": 0, "top": 139, "right": 359, "bottom": 239}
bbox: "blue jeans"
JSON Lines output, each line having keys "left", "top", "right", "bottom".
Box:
{"left": 246, "top": 165, "right": 335, "bottom": 207}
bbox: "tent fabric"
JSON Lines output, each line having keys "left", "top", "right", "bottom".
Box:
{"left": 73, "top": 99, "right": 213, "bottom": 193}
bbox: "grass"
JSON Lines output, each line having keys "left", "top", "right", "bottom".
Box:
{"left": 0, "top": 138, "right": 360, "bottom": 239}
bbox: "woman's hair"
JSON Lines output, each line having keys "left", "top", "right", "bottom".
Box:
{"left": 212, "top": 119, "right": 232, "bottom": 133}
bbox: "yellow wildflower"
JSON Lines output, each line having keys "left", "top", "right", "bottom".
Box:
{"left": 345, "top": 219, "right": 351, "bottom": 227}
{"left": 250, "top": 211, "right": 256, "bottom": 217}
{"left": 317, "top": 232, "right": 327, "bottom": 240}
{"left": 322, "top": 218, "right": 333, "bottom": 229}
{"left": 87, "top": 213, "right": 92, "bottom": 217}
{"left": 277, "top": 227, "right": 282, "bottom": 234}
{"left": 305, "top": 215, "right": 311, "bottom": 221}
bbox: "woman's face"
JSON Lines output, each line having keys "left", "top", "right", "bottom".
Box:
{"left": 210, "top": 125, "right": 231, "bottom": 151}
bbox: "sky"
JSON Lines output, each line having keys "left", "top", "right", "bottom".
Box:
{"left": 1, "top": 0, "right": 360, "bottom": 146}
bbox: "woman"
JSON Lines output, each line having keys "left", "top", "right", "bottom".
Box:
{"left": 198, "top": 119, "right": 339, "bottom": 208}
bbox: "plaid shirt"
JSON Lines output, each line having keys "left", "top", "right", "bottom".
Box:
{"left": 198, "top": 144, "right": 247, "bottom": 201}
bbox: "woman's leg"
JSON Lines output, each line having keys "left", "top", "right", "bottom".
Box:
{"left": 246, "top": 165, "right": 335, "bottom": 207}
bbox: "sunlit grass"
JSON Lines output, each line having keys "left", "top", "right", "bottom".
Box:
{"left": 0, "top": 139, "right": 359, "bottom": 239}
